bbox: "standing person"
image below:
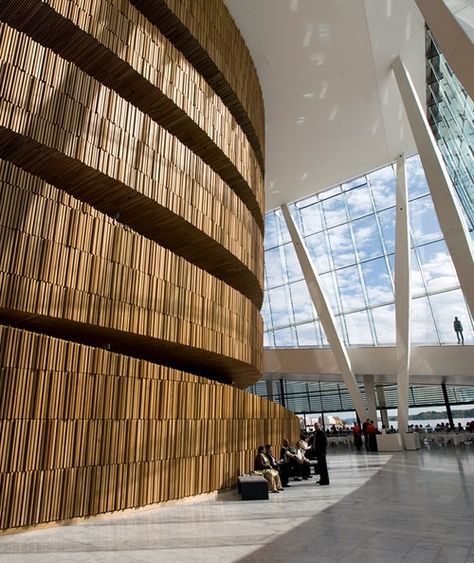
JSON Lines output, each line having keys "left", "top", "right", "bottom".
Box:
{"left": 362, "top": 418, "right": 370, "bottom": 451}
{"left": 454, "top": 317, "right": 464, "bottom": 344}
{"left": 352, "top": 423, "right": 363, "bottom": 451}
{"left": 367, "top": 420, "right": 378, "bottom": 452}
{"left": 313, "top": 423, "right": 329, "bottom": 486}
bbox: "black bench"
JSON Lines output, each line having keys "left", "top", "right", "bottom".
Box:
{"left": 237, "top": 475, "right": 268, "bottom": 500}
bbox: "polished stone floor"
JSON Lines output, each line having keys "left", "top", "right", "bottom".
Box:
{"left": 1, "top": 448, "right": 473, "bottom": 562}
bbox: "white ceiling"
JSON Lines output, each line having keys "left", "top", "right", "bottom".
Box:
{"left": 224, "top": 0, "right": 427, "bottom": 211}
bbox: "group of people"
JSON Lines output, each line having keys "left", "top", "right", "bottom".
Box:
{"left": 253, "top": 423, "right": 330, "bottom": 493}
{"left": 351, "top": 419, "right": 379, "bottom": 452}
{"left": 410, "top": 421, "right": 474, "bottom": 433}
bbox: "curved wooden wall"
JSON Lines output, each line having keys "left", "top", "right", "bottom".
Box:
{"left": 0, "top": 0, "right": 297, "bottom": 532}
{"left": 0, "top": 325, "right": 300, "bottom": 530}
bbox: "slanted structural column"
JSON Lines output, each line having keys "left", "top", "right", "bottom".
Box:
{"left": 363, "top": 375, "right": 378, "bottom": 425}
{"left": 281, "top": 204, "right": 367, "bottom": 423}
{"left": 395, "top": 154, "right": 411, "bottom": 448}
{"left": 392, "top": 57, "right": 474, "bottom": 315}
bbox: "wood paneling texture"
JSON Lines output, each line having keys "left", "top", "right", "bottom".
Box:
{"left": 0, "top": 325, "right": 300, "bottom": 530}
{"left": 0, "top": 161, "right": 262, "bottom": 384}
{"left": 0, "top": 0, "right": 265, "bottom": 229}
{"left": 129, "top": 0, "right": 265, "bottom": 172}
{"left": 0, "top": 0, "right": 279, "bottom": 533}
{"left": 0, "top": 24, "right": 263, "bottom": 305}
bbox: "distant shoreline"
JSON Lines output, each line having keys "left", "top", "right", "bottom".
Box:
{"left": 388, "top": 408, "right": 474, "bottom": 422}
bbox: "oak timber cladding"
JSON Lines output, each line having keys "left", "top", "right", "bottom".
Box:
{"left": 0, "top": 325, "right": 298, "bottom": 530}
{"left": 0, "top": 0, "right": 301, "bottom": 531}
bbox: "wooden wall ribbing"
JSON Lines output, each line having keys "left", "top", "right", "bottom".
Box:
{"left": 0, "top": 325, "right": 300, "bottom": 530}
{"left": 129, "top": 0, "right": 265, "bottom": 171}
{"left": 0, "top": 26, "right": 263, "bottom": 303}
{"left": 0, "top": 162, "right": 262, "bottom": 384}
{"left": 0, "top": 0, "right": 275, "bottom": 532}
{"left": 0, "top": 0, "right": 265, "bottom": 229}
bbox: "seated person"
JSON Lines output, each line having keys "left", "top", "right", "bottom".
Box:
{"left": 265, "top": 444, "right": 289, "bottom": 487}
{"left": 280, "top": 438, "right": 302, "bottom": 480}
{"left": 295, "top": 440, "right": 312, "bottom": 479}
{"left": 254, "top": 445, "right": 283, "bottom": 492}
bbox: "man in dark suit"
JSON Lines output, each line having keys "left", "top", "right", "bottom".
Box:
{"left": 312, "top": 423, "right": 329, "bottom": 485}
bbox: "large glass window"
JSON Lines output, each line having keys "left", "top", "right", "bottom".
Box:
{"left": 263, "top": 155, "right": 473, "bottom": 348}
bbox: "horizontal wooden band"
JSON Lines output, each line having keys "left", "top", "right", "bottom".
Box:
{"left": 0, "top": 114, "right": 263, "bottom": 304}
{"left": 0, "top": 3, "right": 265, "bottom": 228}
{"left": 0, "top": 325, "right": 299, "bottom": 530}
{"left": 130, "top": 0, "right": 265, "bottom": 172}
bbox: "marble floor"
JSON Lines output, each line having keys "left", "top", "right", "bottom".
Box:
{"left": 1, "top": 448, "right": 473, "bottom": 562}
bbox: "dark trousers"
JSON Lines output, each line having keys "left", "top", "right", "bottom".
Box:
{"left": 316, "top": 452, "right": 329, "bottom": 485}
{"left": 278, "top": 462, "right": 291, "bottom": 486}
{"left": 354, "top": 433, "right": 363, "bottom": 451}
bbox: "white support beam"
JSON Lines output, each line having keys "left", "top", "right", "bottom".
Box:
{"left": 415, "top": 0, "right": 474, "bottom": 101}
{"left": 363, "top": 375, "right": 377, "bottom": 425}
{"left": 280, "top": 204, "right": 367, "bottom": 423}
{"left": 395, "top": 154, "right": 411, "bottom": 448}
{"left": 376, "top": 386, "right": 390, "bottom": 429}
{"left": 392, "top": 56, "right": 474, "bottom": 316}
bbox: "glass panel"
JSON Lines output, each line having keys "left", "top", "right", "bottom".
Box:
{"left": 296, "top": 321, "right": 322, "bottom": 346}
{"left": 320, "top": 272, "right": 340, "bottom": 314}
{"left": 411, "top": 296, "right": 439, "bottom": 345}
{"left": 407, "top": 155, "right": 430, "bottom": 199}
{"left": 322, "top": 194, "right": 348, "bottom": 227}
{"left": 410, "top": 250, "right": 426, "bottom": 297}
{"left": 319, "top": 185, "right": 341, "bottom": 200}
{"left": 429, "top": 290, "right": 473, "bottom": 345}
{"left": 274, "top": 208, "right": 291, "bottom": 245}
{"left": 305, "top": 231, "right": 331, "bottom": 274}
{"left": 345, "top": 185, "right": 374, "bottom": 219}
{"left": 342, "top": 176, "right": 366, "bottom": 191}
{"left": 409, "top": 195, "right": 442, "bottom": 245}
{"left": 268, "top": 286, "right": 292, "bottom": 327}
{"left": 264, "top": 212, "right": 278, "bottom": 249}
{"left": 361, "top": 258, "right": 393, "bottom": 306}
{"left": 378, "top": 207, "right": 396, "bottom": 253}
{"left": 299, "top": 202, "right": 324, "bottom": 235}
{"left": 335, "top": 266, "right": 366, "bottom": 313}
{"left": 273, "top": 326, "right": 297, "bottom": 347}
{"left": 371, "top": 304, "right": 395, "bottom": 345}
{"left": 261, "top": 294, "right": 271, "bottom": 329}
{"left": 368, "top": 165, "right": 396, "bottom": 210}
{"left": 345, "top": 310, "right": 374, "bottom": 345}
{"left": 289, "top": 280, "right": 316, "bottom": 323}
{"left": 352, "top": 215, "right": 384, "bottom": 261}
{"left": 264, "top": 331, "right": 275, "bottom": 348}
{"left": 265, "top": 247, "right": 285, "bottom": 288}
{"left": 327, "top": 224, "right": 356, "bottom": 268}
{"left": 282, "top": 243, "right": 304, "bottom": 283}
{"left": 415, "top": 240, "right": 458, "bottom": 293}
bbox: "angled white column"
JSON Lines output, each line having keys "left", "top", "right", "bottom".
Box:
{"left": 363, "top": 375, "right": 377, "bottom": 424}
{"left": 280, "top": 204, "right": 367, "bottom": 423}
{"left": 415, "top": 0, "right": 474, "bottom": 101}
{"left": 392, "top": 57, "right": 474, "bottom": 316}
{"left": 376, "top": 385, "right": 390, "bottom": 429}
{"left": 395, "top": 154, "right": 411, "bottom": 448}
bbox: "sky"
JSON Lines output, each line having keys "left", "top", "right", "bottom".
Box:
{"left": 263, "top": 155, "right": 473, "bottom": 348}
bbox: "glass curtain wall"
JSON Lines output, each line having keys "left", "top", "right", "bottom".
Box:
{"left": 426, "top": 30, "right": 474, "bottom": 231}
{"left": 264, "top": 155, "right": 473, "bottom": 348}
{"left": 248, "top": 379, "right": 474, "bottom": 417}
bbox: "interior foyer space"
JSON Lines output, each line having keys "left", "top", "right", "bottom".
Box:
{"left": 1, "top": 448, "right": 473, "bottom": 563}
